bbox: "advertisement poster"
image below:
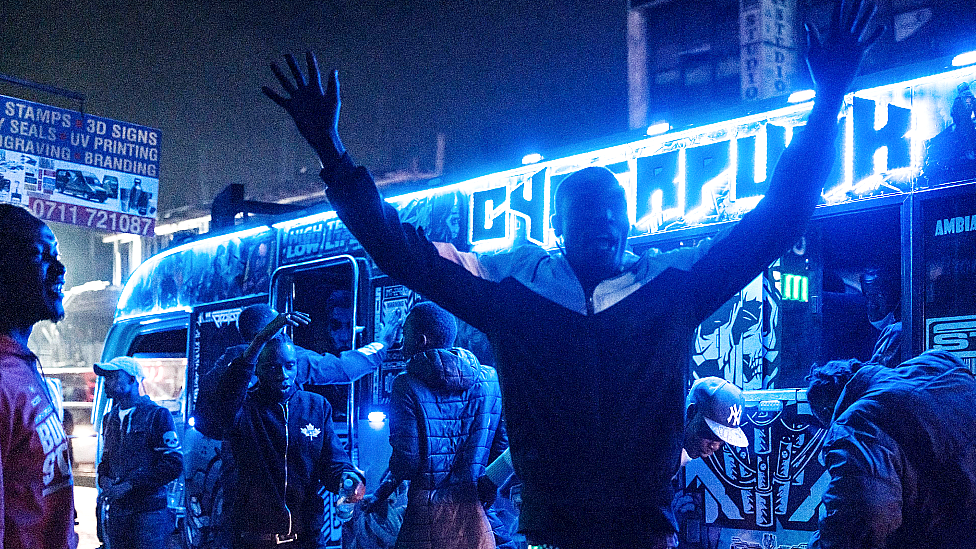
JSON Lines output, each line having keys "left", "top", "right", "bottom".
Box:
{"left": 0, "top": 94, "right": 160, "bottom": 235}
{"left": 922, "top": 183, "right": 976, "bottom": 369}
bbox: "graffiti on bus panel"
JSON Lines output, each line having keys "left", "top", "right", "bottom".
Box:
{"left": 118, "top": 229, "right": 276, "bottom": 319}
{"left": 692, "top": 275, "right": 779, "bottom": 391}
{"left": 675, "top": 401, "right": 829, "bottom": 549}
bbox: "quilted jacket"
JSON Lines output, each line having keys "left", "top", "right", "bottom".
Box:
{"left": 810, "top": 350, "right": 976, "bottom": 549}
{"left": 388, "top": 347, "right": 507, "bottom": 549}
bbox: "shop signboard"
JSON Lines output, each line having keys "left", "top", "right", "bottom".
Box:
{"left": 0, "top": 94, "right": 160, "bottom": 235}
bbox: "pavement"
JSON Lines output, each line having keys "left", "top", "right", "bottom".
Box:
{"left": 75, "top": 486, "right": 100, "bottom": 549}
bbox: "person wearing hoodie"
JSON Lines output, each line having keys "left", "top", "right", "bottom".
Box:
{"left": 805, "top": 350, "right": 976, "bottom": 549}
{"left": 363, "top": 302, "right": 507, "bottom": 549}
{"left": 195, "top": 310, "right": 366, "bottom": 549}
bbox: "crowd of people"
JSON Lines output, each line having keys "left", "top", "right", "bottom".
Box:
{"left": 2, "top": 1, "right": 976, "bottom": 549}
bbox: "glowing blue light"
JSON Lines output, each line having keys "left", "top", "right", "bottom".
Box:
{"left": 115, "top": 225, "right": 271, "bottom": 319}
{"left": 188, "top": 416, "right": 196, "bottom": 427}
{"left": 272, "top": 210, "right": 337, "bottom": 230}
{"left": 646, "top": 122, "right": 671, "bottom": 136}
{"left": 368, "top": 410, "right": 386, "bottom": 431}
{"left": 521, "top": 153, "right": 544, "bottom": 165}
{"left": 787, "top": 89, "right": 816, "bottom": 103}
{"left": 952, "top": 51, "right": 976, "bottom": 67}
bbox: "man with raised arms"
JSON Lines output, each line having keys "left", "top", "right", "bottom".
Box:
{"left": 263, "top": 3, "right": 881, "bottom": 546}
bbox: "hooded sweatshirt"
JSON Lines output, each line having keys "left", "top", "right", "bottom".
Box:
{"left": 811, "top": 350, "right": 976, "bottom": 549}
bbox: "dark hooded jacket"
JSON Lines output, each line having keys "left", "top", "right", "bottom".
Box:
{"left": 324, "top": 103, "right": 840, "bottom": 547}
{"left": 196, "top": 356, "right": 360, "bottom": 548}
{"left": 388, "top": 347, "right": 506, "bottom": 549}
{"left": 810, "top": 350, "right": 976, "bottom": 549}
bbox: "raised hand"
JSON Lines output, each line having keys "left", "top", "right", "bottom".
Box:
{"left": 263, "top": 52, "right": 346, "bottom": 166}
{"left": 244, "top": 311, "right": 311, "bottom": 363}
{"left": 805, "top": 0, "right": 884, "bottom": 101}
{"left": 375, "top": 307, "right": 405, "bottom": 348}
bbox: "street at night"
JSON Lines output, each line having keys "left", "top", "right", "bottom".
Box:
{"left": 1, "top": 1, "right": 976, "bottom": 548}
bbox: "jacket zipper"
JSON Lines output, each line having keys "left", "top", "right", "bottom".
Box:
{"left": 280, "top": 401, "right": 293, "bottom": 536}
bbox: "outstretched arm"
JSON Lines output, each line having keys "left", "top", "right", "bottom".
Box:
{"left": 263, "top": 55, "right": 503, "bottom": 334}
{"left": 688, "top": 0, "right": 882, "bottom": 322}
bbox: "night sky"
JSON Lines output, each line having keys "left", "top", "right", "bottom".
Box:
{"left": 1, "top": 0, "right": 629, "bottom": 212}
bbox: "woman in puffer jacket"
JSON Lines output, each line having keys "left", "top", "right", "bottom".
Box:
{"left": 364, "top": 302, "right": 507, "bottom": 549}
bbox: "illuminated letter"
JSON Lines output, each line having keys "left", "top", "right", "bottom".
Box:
{"left": 471, "top": 186, "right": 507, "bottom": 243}
{"left": 853, "top": 97, "right": 910, "bottom": 182}
{"left": 509, "top": 168, "right": 547, "bottom": 244}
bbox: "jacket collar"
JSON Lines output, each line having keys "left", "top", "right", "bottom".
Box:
{"left": 0, "top": 333, "right": 36, "bottom": 361}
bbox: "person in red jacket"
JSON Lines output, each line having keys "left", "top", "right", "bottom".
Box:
{"left": 0, "top": 203, "right": 77, "bottom": 549}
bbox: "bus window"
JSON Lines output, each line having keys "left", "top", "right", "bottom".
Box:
{"left": 778, "top": 205, "right": 902, "bottom": 387}
{"left": 272, "top": 257, "right": 368, "bottom": 428}
{"left": 127, "top": 329, "right": 187, "bottom": 414}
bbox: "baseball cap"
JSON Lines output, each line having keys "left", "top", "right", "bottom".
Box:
{"left": 687, "top": 377, "right": 748, "bottom": 447}
{"left": 94, "top": 356, "right": 144, "bottom": 381}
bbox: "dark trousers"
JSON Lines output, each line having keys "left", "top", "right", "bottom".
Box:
{"left": 105, "top": 507, "right": 175, "bottom": 549}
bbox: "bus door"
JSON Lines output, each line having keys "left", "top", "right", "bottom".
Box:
{"left": 182, "top": 295, "right": 267, "bottom": 549}
{"left": 271, "top": 254, "right": 370, "bottom": 546}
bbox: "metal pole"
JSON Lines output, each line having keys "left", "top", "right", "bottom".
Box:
{"left": 0, "top": 73, "right": 86, "bottom": 114}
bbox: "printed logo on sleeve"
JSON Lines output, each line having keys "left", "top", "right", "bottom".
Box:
{"left": 36, "top": 410, "right": 72, "bottom": 495}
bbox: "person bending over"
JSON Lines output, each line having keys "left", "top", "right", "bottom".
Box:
{"left": 806, "top": 350, "right": 976, "bottom": 549}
